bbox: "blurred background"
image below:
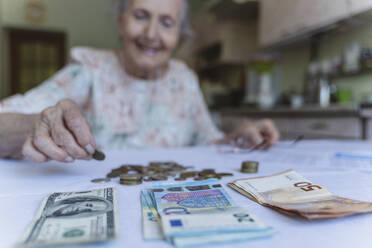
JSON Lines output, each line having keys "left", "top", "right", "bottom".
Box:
{"left": 2, "top": 0, "right": 372, "bottom": 140}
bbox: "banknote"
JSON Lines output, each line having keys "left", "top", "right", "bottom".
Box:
{"left": 229, "top": 169, "right": 372, "bottom": 219}
{"left": 142, "top": 179, "right": 274, "bottom": 247}
{"left": 18, "top": 188, "right": 119, "bottom": 247}
{"left": 141, "top": 190, "right": 164, "bottom": 240}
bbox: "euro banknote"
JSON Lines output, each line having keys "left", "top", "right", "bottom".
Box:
{"left": 141, "top": 179, "right": 274, "bottom": 247}
{"left": 229, "top": 169, "right": 372, "bottom": 219}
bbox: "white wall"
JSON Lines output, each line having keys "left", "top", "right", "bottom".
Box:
{"left": 0, "top": 0, "right": 121, "bottom": 97}
{"left": 0, "top": 1, "right": 3, "bottom": 96}
{"left": 1, "top": 0, "right": 120, "bottom": 48}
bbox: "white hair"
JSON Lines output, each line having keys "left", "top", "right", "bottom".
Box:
{"left": 115, "top": 0, "right": 193, "bottom": 43}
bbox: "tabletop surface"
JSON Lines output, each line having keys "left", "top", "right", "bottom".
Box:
{"left": 1, "top": 140, "right": 372, "bottom": 248}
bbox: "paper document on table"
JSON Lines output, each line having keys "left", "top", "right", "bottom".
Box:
{"left": 141, "top": 179, "right": 274, "bottom": 247}
{"left": 244, "top": 142, "right": 372, "bottom": 171}
{"left": 17, "top": 188, "right": 119, "bottom": 248}
{"left": 229, "top": 170, "right": 372, "bottom": 219}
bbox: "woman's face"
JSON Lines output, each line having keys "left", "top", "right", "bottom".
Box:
{"left": 118, "top": 0, "right": 182, "bottom": 75}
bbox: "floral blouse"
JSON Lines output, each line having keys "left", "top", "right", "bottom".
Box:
{"left": 0, "top": 47, "right": 223, "bottom": 149}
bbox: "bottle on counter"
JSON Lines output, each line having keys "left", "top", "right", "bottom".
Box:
{"left": 318, "top": 60, "right": 331, "bottom": 108}
{"left": 304, "top": 62, "right": 319, "bottom": 104}
{"left": 258, "top": 73, "right": 275, "bottom": 109}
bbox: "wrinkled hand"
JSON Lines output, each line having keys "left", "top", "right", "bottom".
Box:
{"left": 225, "top": 119, "right": 280, "bottom": 149}
{"left": 22, "top": 99, "right": 96, "bottom": 163}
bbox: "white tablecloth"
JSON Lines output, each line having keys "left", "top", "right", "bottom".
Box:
{"left": 1, "top": 140, "right": 372, "bottom": 248}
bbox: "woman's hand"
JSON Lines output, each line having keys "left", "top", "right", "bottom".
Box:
{"left": 225, "top": 119, "right": 280, "bottom": 149}
{"left": 22, "top": 99, "right": 96, "bottom": 163}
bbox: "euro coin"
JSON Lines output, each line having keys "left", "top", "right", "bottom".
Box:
{"left": 241, "top": 161, "right": 259, "bottom": 173}
{"left": 91, "top": 178, "right": 110, "bottom": 183}
{"left": 93, "top": 149, "right": 106, "bottom": 161}
{"left": 120, "top": 174, "right": 142, "bottom": 181}
{"left": 119, "top": 180, "right": 142, "bottom": 186}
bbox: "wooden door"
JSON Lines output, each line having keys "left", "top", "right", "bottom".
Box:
{"left": 8, "top": 28, "right": 66, "bottom": 95}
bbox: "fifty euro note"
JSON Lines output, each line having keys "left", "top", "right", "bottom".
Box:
{"left": 229, "top": 169, "right": 372, "bottom": 219}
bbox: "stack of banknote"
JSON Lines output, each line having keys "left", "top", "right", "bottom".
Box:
{"left": 229, "top": 169, "right": 372, "bottom": 220}
{"left": 141, "top": 179, "right": 274, "bottom": 247}
{"left": 17, "top": 188, "right": 119, "bottom": 247}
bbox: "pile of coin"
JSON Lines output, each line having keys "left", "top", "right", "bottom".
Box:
{"left": 120, "top": 174, "right": 143, "bottom": 185}
{"left": 175, "top": 169, "right": 233, "bottom": 181}
{"left": 241, "top": 161, "right": 259, "bottom": 173}
{"left": 91, "top": 161, "right": 234, "bottom": 186}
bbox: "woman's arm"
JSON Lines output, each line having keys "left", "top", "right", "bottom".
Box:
{"left": 0, "top": 62, "right": 94, "bottom": 161}
{"left": 0, "top": 113, "right": 39, "bottom": 159}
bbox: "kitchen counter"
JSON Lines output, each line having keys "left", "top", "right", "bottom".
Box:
{"left": 215, "top": 104, "right": 372, "bottom": 140}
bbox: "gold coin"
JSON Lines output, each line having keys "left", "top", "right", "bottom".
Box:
{"left": 194, "top": 176, "right": 206, "bottom": 181}
{"left": 150, "top": 175, "right": 168, "bottom": 181}
{"left": 199, "top": 170, "right": 216, "bottom": 177}
{"left": 107, "top": 171, "right": 121, "bottom": 178}
{"left": 180, "top": 172, "right": 197, "bottom": 178}
{"left": 120, "top": 174, "right": 143, "bottom": 181}
{"left": 119, "top": 180, "right": 142, "bottom": 186}
{"left": 241, "top": 161, "right": 259, "bottom": 173}
{"left": 175, "top": 177, "right": 186, "bottom": 181}
{"left": 218, "top": 173, "right": 234, "bottom": 177}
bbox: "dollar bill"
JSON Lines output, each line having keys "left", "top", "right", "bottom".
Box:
{"left": 229, "top": 169, "right": 372, "bottom": 219}
{"left": 18, "top": 188, "right": 119, "bottom": 247}
{"left": 142, "top": 179, "right": 274, "bottom": 247}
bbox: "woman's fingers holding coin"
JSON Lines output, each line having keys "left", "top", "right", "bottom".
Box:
{"left": 59, "top": 100, "right": 96, "bottom": 155}
{"left": 50, "top": 120, "right": 89, "bottom": 160}
{"left": 23, "top": 99, "right": 97, "bottom": 163}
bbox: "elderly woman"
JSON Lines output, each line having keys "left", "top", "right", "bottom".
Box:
{"left": 0, "top": 0, "right": 279, "bottom": 163}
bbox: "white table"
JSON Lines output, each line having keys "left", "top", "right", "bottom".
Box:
{"left": 1, "top": 140, "right": 372, "bottom": 248}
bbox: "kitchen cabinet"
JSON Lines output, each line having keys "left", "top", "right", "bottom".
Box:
{"left": 217, "top": 106, "right": 364, "bottom": 140}
{"left": 349, "top": 0, "right": 372, "bottom": 15}
{"left": 259, "top": 0, "right": 349, "bottom": 47}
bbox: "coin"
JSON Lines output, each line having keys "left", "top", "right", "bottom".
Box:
{"left": 101, "top": 161, "right": 203, "bottom": 185}
{"left": 204, "top": 174, "right": 221, "bottom": 179}
{"left": 91, "top": 178, "right": 110, "bottom": 183}
{"left": 120, "top": 174, "right": 143, "bottom": 181}
{"left": 175, "top": 177, "right": 186, "bottom": 181}
{"left": 92, "top": 149, "right": 106, "bottom": 161}
{"left": 217, "top": 173, "right": 234, "bottom": 177}
{"left": 194, "top": 176, "right": 206, "bottom": 181}
{"left": 180, "top": 171, "right": 197, "bottom": 178}
{"left": 241, "top": 161, "right": 259, "bottom": 173}
{"left": 150, "top": 175, "right": 168, "bottom": 181}
{"left": 199, "top": 170, "right": 216, "bottom": 177}
{"left": 119, "top": 180, "right": 142, "bottom": 186}
{"left": 107, "top": 171, "right": 121, "bottom": 178}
